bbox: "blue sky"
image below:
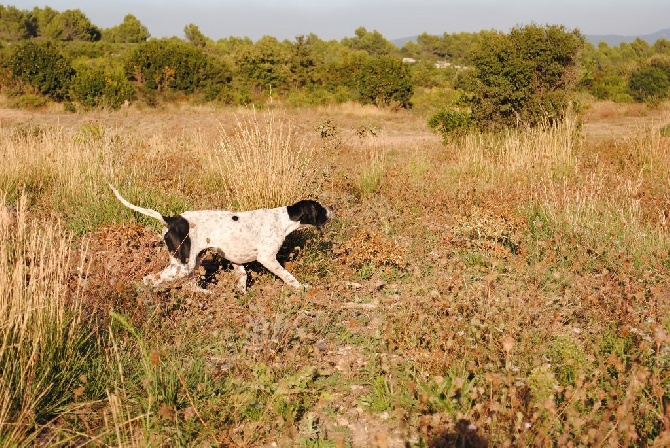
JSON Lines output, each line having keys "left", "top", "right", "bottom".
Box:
{"left": 9, "top": 0, "right": 670, "bottom": 41}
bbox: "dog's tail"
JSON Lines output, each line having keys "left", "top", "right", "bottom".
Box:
{"left": 108, "top": 184, "right": 165, "bottom": 223}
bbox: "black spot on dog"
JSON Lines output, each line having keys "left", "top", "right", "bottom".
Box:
{"left": 232, "top": 215, "right": 239, "bottom": 221}
{"left": 287, "top": 200, "right": 331, "bottom": 228}
{"left": 163, "top": 215, "right": 191, "bottom": 264}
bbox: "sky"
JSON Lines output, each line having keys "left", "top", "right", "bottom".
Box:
{"left": 8, "top": 0, "right": 670, "bottom": 42}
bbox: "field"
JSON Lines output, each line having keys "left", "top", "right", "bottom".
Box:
{"left": 1, "top": 100, "right": 670, "bottom": 447}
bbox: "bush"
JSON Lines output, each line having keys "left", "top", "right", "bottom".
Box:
{"left": 8, "top": 94, "right": 48, "bottom": 109}
{"left": 8, "top": 41, "right": 73, "bottom": 101}
{"left": 355, "top": 55, "right": 413, "bottom": 108}
{"left": 589, "top": 74, "right": 634, "bottom": 102}
{"left": 461, "top": 24, "right": 583, "bottom": 130}
{"left": 124, "top": 38, "right": 231, "bottom": 97}
{"left": 428, "top": 107, "right": 473, "bottom": 142}
{"left": 70, "top": 66, "right": 134, "bottom": 109}
{"left": 629, "top": 57, "right": 670, "bottom": 104}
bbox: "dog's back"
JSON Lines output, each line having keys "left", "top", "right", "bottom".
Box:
{"left": 183, "top": 207, "right": 297, "bottom": 265}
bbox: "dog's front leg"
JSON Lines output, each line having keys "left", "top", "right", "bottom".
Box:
{"left": 257, "top": 256, "right": 303, "bottom": 289}
{"left": 143, "top": 256, "right": 191, "bottom": 287}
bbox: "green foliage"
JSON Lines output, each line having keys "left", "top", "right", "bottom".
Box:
{"left": 8, "top": 93, "right": 48, "bottom": 109}
{"left": 124, "top": 38, "right": 231, "bottom": 97}
{"left": 0, "top": 5, "right": 36, "bottom": 40}
{"left": 235, "top": 36, "right": 292, "bottom": 92}
{"left": 45, "top": 8, "right": 101, "bottom": 41}
{"left": 462, "top": 24, "right": 584, "bottom": 130}
{"left": 70, "top": 66, "right": 134, "bottom": 109}
{"left": 341, "top": 26, "right": 396, "bottom": 56}
{"left": 355, "top": 55, "right": 413, "bottom": 108}
{"left": 546, "top": 335, "right": 587, "bottom": 387}
{"left": 405, "top": 31, "right": 486, "bottom": 65}
{"left": 289, "top": 34, "right": 319, "bottom": 89}
{"left": 428, "top": 107, "right": 473, "bottom": 142}
{"left": 102, "top": 13, "right": 149, "bottom": 43}
{"left": 8, "top": 41, "right": 74, "bottom": 101}
{"left": 588, "top": 74, "right": 634, "bottom": 102}
{"left": 629, "top": 56, "right": 670, "bottom": 104}
{"left": 184, "top": 23, "right": 208, "bottom": 47}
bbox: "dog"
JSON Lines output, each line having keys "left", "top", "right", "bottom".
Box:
{"left": 109, "top": 184, "right": 332, "bottom": 292}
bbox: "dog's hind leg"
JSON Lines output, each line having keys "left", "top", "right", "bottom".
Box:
{"left": 233, "top": 264, "right": 248, "bottom": 292}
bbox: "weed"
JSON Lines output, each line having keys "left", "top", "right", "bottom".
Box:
{"left": 213, "top": 108, "right": 317, "bottom": 210}
{"left": 354, "top": 144, "right": 385, "bottom": 200}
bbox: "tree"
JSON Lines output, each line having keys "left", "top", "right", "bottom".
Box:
{"left": 0, "top": 5, "right": 36, "bottom": 40}
{"left": 629, "top": 56, "right": 670, "bottom": 103}
{"left": 8, "top": 41, "right": 74, "bottom": 100}
{"left": 235, "top": 36, "right": 292, "bottom": 91}
{"left": 355, "top": 55, "right": 413, "bottom": 108}
{"left": 70, "top": 66, "right": 134, "bottom": 109}
{"left": 289, "top": 34, "right": 319, "bottom": 88}
{"left": 461, "top": 24, "right": 583, "bottom": 130}
{"left": 124, "top": 38, "right": 231, "bottom": 97}
{"left": 653, "top": 38, "right": 670, "bottom": 55}
{"left": 416, "top": 32, "right": 450, "bottom": 59}
{"left": 341, "top": 27, "right": 396, "bottom": 56}
{"left": 102, "top": 14, "right": 149, "bottom": 43}
{"left": 51, "top": 9, "right": 101, "bottom": 41}
{"left": 184, "top": 23, "right": 208, "bottom": 47}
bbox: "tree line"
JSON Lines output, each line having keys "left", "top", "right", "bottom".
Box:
{"left": 0, "top": 5, "right": 669, "bottom": 134}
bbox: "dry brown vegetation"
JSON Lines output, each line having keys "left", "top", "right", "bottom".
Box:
{"left": 1, "top": 101, "right": 670, "bottom": 447}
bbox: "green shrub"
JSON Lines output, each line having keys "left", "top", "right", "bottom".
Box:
{"left": 428, "top": 107, "right": 473, "bottom": 142}
{"left": 589, "top": 74, "right": 634, "bottom": 102}
{"left": 8, "top": 41, "right": 74, "bottom": 101}
{"left": 629, "top": 58, "right": 670, "bottom": 104}
{"left": 355, "top": 55, "right": 413, "bottom": 108}
{"left": 70, "top": 66, "right": 134, "bottom": 109}
{"left": 124, "top": 38, "right": 231, "bottom": 97}
{"left": 461, "top": 24, "right": 583, "bottom": 130}
{"left": 8, "top": 94, "right": 48, "bottom": 109}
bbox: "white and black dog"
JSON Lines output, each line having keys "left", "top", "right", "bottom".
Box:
{"left": 109, "top": 184, "right": 332, "bottom": 292}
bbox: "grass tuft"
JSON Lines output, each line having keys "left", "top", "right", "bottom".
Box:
{"left": 0, "top": 194, "right": 91, "bottom": 445}
{"left": 212, "top": 108, "right": 317, "bottom": 210}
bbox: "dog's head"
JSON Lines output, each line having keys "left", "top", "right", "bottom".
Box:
{"left": 287, "top": 200, "right": 332, "bottom": 229}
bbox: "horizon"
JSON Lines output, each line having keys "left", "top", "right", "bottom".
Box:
{"left": 5, "top": 1, "right": 669, "bottom": 43}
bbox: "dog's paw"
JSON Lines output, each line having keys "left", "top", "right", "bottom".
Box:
{"left": 187, "top": 281, "right": 213, "bottom": 295}
{"left": 142, "top": 273, "right": 160, "bottom": 287}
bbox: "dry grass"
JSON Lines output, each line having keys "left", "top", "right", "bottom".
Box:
{"left": 0, "top": 101, "right": 669, "bottom": 446}
{"left": 212, "top": 108, "right": 317, "bottom": 210}
{"left": 0, "top": 194, "right": 89, "bottom": 445}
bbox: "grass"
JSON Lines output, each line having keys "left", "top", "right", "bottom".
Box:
{"left": 0, "top": 194, "right": 93, "bottom": 445}
{"left": 0, "top": 101, "right": 669, "bottom": 446}
{"left": 212, "top": 108, "right": 317, "bottom": 210}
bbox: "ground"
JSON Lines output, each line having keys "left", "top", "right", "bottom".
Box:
{"left": 1, "top": 99, "right": 669, "bottom": 446}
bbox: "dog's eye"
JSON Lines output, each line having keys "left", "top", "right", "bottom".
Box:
{"left": 232, "top": 216, "right": 239, "bottom": 221}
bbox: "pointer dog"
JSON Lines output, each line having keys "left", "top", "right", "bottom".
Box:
{"left": 109, "top": 184, "right": 332, "bottom": 292}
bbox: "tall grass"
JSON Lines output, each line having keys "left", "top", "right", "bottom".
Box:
{"left": 536, "top": 115, "right": 670, "bottom": 265}
{"left": 456, "top": 116, "right": 580, "bottom": 179}
{"left": 0, "top": 124, "right": 125, "bottom": 233}
{"left": 212, "top": 109, "right": 317, "bottom": 210}
{"left": 355, "top": 143, "right": 386, "bottom": 200}
{"left": 0, "top": 194, "right": 90, "bottom": 445}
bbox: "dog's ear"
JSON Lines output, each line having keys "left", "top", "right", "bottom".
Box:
{"left": 288, "top": 200, "right": 331, "bottom": 227}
